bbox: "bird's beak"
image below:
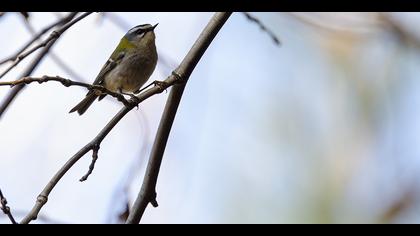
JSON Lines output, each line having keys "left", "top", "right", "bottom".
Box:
{"left": 152, "top": 23, "right": 159, "bottom": 30}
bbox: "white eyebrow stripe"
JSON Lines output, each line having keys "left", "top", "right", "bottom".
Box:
{"left": 128, "top": 25, "right": 151, "bottom": 34}
{"left": 128, "top": 27, "right": 141, "bottom": 34}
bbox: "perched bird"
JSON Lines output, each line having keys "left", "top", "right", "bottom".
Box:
{"left": 69, "top": 23, "right": 158, "bottom": 115}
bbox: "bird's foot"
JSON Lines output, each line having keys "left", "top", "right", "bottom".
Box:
{"left": 119, "top": 89, "right": 140, "bottom": 109}
{"left": 153, "top": 80, "right": 168, "bottom": 93}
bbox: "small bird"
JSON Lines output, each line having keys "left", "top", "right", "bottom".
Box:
{"left": 70, "top": 23, "right": 159, "bottom": 115}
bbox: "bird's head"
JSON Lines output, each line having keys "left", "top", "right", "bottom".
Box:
{"left": 124, "top": 23, "right": 158, "bottom": 47}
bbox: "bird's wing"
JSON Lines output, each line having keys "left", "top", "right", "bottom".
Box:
{"left": 92, "top": 51, "right": 126, "bottom": 85}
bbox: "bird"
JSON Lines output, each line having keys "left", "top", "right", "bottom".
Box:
{"left": 69, "top": 23, "right": 159, "bottom": 115}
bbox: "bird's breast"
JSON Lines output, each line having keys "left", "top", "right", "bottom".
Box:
{"left": 104, "top": 50, "right": 157, "bottom": 93}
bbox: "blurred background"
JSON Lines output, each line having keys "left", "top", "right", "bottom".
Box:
{"left": 1, "top": 12, "right": 420, "bottom": 224}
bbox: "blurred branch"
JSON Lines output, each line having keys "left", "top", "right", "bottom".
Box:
{"left": 0, "top": 188, "right": 17, "bottom": 224}
{"left": 22, "top": 16, "right": 88, "bottom": 83}
{"left": 0, "top": 12, "right": 79, "bottom": 78}
{"left": 378, "top": 12, "right": 420, "bottom": 49}
{"left": 126, "top": 12, "right": 233, "bottom": 224}
{"left": 0, "top": 14, "right": 74, "bottom": 66}
{"left": 380, "top": 186, "right": 416, "bottom": 223}
{"left": 0, "top": 75, "right": 132, "bottom": 106}
{"left": 243, "top": 12, "right": 280, "bottom": 45}
{"left": 19, "top": 12, "right": 29, "bottom": 20}
{"left": 0, "top": 12, "right": 92, "bottom": 119}
{"left": 106, "top": 111, "right": 152, "bottom": 223}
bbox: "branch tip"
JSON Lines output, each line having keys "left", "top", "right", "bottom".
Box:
{"left": 79, "top": 144, "right": 100, "bottom": 182}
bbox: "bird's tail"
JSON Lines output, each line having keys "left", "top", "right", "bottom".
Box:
{"left": 69, "top": 93, "right": 98, "bottom": 115}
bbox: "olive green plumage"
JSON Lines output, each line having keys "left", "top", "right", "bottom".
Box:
{"left": 70, "top": 24, "right": 158, "bottom": 115}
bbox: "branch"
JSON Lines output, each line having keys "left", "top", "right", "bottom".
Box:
{"left": 0, "top": 209, "right": 65, "bottom": 224}
{"left": 0, "top": 188, "right": 17, "bottom": 224}
{"left": 243, "top": 12, "right": 280, "bottom": 45}
{"left": 125, "top": 12, "right": 233, "bottom": 224}
{"left": 79, "top": 144, "right": 100, "bottom": 182}
{"left": 378, "top": 12, "right": 420, "bottom": 49}
{"left": 0, "top": 12, "right": 78, "bottom": 76}
{"left": 0, "top": 12, "right": 92, "bottom": 119}
{"left": 0, "top": 75, "right": 132, "bottom": 107}
{"left": 21, "top": 16, "right": 88, "bottom": 83}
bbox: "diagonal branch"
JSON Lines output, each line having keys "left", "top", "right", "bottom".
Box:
{"left": 243, "top": 12, "right": 280, "bottom": 45}
{"left": 0, "top": 188, "right": 17, "bottom": 224}
{"left": 0, "top": 12, "right": 92, "bottom": 119}
{"left": 378, "top": 12, "right": 420, "bottom": 49}
{"left": 21, "top": 16, "right": 88, "bottom": 83}
{"left": 126, "top": 12, "right": 233, "bottom": 224}
{"left": 0, "top": 12, "right": 78, "bottom": 78}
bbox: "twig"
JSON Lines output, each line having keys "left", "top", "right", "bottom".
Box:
{"left": 21, "top": 16, "right": 88, "bottom": 83}
{"left": 243, "top": 12, "right": 280, "bottom": 45}
{"left": 126, "top": 12, "right": 233, "bottom": 224}
{"left": 79, "top": 144, "right": 100, "bottom": 182}
{"left": 0, "top": 12, "right": 92, "bottom": 119}
{"left": 0, "top": 209, "right": 65, "bottom": 224}
{"left": 0, "top": 12, "right": 78, "bottom": 77}
{"left": 0, "top": 75, "right": 132, "bottom": 107}
{"left": 0, "top": 188, "right": 17, "bottom": 224}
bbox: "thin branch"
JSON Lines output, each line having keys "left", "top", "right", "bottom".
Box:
{"left": 0, "top": 188, "right": 17, "bottom": 224}
{"left": 79, "top": 144, "right": 100, "bottom": 182}
{"left": 0, "top": 75, "right": 132, "bottom": 107}
{"left": 0, "top": 12, "right": 78, "bottom": 77}
{"left": 378, "top": 12, "right": 420, "bottom": 49}
{"left": 243, "top": 12, "right": 280, "bottom": 45}
{"left": 21, "top": 16, "right": 88, "bottom": 83}
{"left": 0, "top": 19, "right": 59, "bottom": 65}
{"left": 0, "top": 209, "right": 66, "bottom": 224}
{"left": 0, "top": 12, "right": 92, "bottom": 119}
{"left": 126, "top": 12, "right": 233, "bottom": 224}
